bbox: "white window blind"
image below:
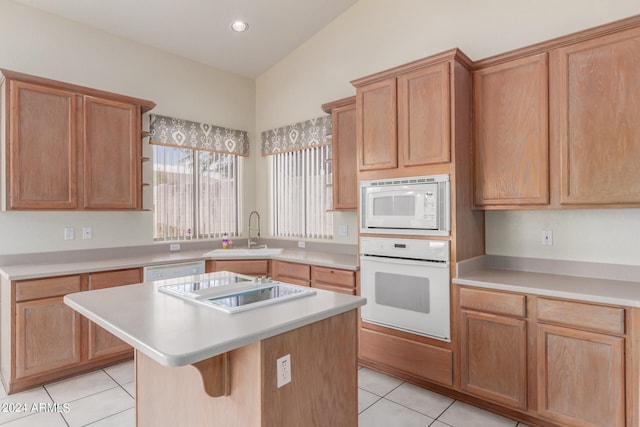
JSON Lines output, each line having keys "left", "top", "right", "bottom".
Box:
{"left": 153, "top": 145, "right": 240, "bottom": 241}
{"left": 270, "top": 145, "right": 333, "bottom": 239}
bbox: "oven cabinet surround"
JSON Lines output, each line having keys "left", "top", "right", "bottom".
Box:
{"left": 352, "top": 49, "right": 472, "bottom": 179}
{"left": 454, "top": 285, "right": 636, "bottom": 427}
{"left": 0, "top": 69, "right": 155, "bottom": 211}
{"left": 63, "top": 272, "right": 366, "bottom": 427}
{"left": 473, "top": 17, "right": 640, "bottom": 209}
{"left": 321, "top": 96, "right": 357, "bottom": 211}
{"left": 0, "top": 268, "right": 140, "bottom": 394}
{"left": 354, "top": 47, "right": 484, "bottom": 389}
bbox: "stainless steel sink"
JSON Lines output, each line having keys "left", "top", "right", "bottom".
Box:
{"left": 158, "top": 271, "right": 315, "bottom": 313}
{"left": 203, "top": 247, "right": 283, "bottom": 257}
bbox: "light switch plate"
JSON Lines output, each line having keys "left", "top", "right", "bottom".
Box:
{"left": 64, "top": 227, "right": 74, "bottom": 240}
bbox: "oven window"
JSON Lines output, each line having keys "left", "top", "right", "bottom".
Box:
{"left": 374, "top": 272, "right": 430, "bottom": 314}
{"left": 373, "top": 195, "right": 415, "bottom": 216}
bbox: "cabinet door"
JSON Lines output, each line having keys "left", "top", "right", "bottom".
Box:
{"left": 553, "top": 27, "right": 640, "bottom": 205}
{"left": 332, "top": 103, "right": 357, "bottom": 210}
{"left": 15, "top": 296, "right": 82, "bottom": 379}
{"left": 473, "top": 54, "right": 549, "bottom": 207}
{"left": 537, "top": 324, "right": 625, "bottom": 427}
{"left": 357, "top": 77, "right": 397, "bottom": 171}
{"left": 460, "top": 310, "right": 527, "bottom": 410}
{"left": 86, "top": 269, "right": 141, "bottom": 361}
{"left": 8, "top": 81, "right": 77, "bottom": 209}
{"left": 83, "top": 96, "right": 139, "bottom": 209}
{"left": 398, "top": 61, "right": 451, "bottom": 167}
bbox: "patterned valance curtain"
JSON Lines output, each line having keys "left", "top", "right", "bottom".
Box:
{"left": 261, "top": 115, "right": 332, "bottom": 156}
{"left": 149, "top": 114, "right": 249, "bottom": 156}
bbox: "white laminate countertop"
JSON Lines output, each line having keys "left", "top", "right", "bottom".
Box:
{"left": 0, "top": 248, "right": 358, "bottom": 281}
{"left": 64, "top": 271, "right": 366, "bottom": 367}
{"left": 454, "top": 256, "right": 640, "bottom": 308}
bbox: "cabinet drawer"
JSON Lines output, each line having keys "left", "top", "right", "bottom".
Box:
{"left": 272, "top": 261, "right": 310, "bottom": 282}
{"left": 460, "top": 287, "right": 526, "bottom": 317}
{"left": 88, "top": 268, "right": 141, "bottom": 290}
{"left": 311, "top": 266, "right": 355, "bottom": 288}
{"left": 213, "top": 260, "right": 269, "bottom": 277}
{"left": 312, "top": 282, "right": 356, "bottom": 295}
{"left": 15, "top": 275, "right": 82, "bottom": 302}
{"left": 360, "top": 327, "right": 452, "bottom": 386}
{"left": 537, "top": 298, "right": 625, "bottom": 335}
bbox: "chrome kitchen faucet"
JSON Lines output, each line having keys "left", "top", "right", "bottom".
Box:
{"left": 248, "top": 211, "right": 261, "bottom": 248}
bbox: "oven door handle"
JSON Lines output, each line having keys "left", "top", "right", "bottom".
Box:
{"left": 360, "top": 255, "right": 449, "bottom": 268}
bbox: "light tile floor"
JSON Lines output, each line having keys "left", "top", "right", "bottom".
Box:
{"left": 357, "top": 367, "right": 531, "bottom": 427}
{"left": 0, "top": 362, "right": 532, "bottom": 426}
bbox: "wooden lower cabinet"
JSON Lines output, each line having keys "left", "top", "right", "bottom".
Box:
{"left": 86, "top": 269, "right": 141, "bottom": 361}
{"left": 15, "top": 296, "right": 82, "bottom": 379}
{"left": 360, "top": 326, "right": 453, "bottom": 386}
{"left": 454, "top": 285, "right": 635, "bottom": 427}
{"left": 460, "top": 310, "right": 527, "bottom": 410}
{"left": 311, "top": 266, "right": 356, "bottom": 295}
{"left": 2, "top": 269, "right": 141, "bottom": 394}
{"left": 537, "top": 324, "right": 625, "bottom": 427}
{"left": 206, "top": 259, "right": 269, "bottom": 277}
{"left": 272, "top": 261, "right": 310, "bottom": 287}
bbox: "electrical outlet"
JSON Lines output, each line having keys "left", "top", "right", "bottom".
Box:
{"left": 297, "top": 241, "right": 306, "bottom": 249}
{"left": 64, "top": 227, "right": 74, "bottom": 240}
{"left": 338, "top": 225, "right": 349, "bottom": 236}
{"left": 541, "top": 230, "right": 553, "bottom": 246}
{"left": 82, "top": 227, "right": 92, "bottom": 240}
{"left": 276, "top": 354, "right": 291, "bottom": 388}
{"left": 169, "top": 243, "right": 181, "bottom": 252}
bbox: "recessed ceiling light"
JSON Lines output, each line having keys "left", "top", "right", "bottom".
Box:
{"left": 231, "top": 20, "right": 249, "bottom": 32}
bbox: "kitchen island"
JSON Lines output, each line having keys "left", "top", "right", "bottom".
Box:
{"left": 64, "top": 271, "right": 366, "bottom": 427}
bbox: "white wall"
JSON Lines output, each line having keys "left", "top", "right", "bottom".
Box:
{"left": 3, "top": 0, "right": 640, "bottom": 262}
{"left": 0, "top": 0, "right": 256, "bottom": 255}
{"left": 255, "top": 0, "right": 640, "bottom": 263}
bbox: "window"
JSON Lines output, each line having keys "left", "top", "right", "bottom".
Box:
{"left": 270, "top": 145, "right": 333, "bottom": 239}
{"left": 153, "top": 145, "right": 241, "bottom": 241}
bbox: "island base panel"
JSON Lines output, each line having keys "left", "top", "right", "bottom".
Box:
{"left": 135, "top": 310, "right": 358, "bottom": 427}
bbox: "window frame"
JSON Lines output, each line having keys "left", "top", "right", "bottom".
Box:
{"left": 152, "top": 144, "right": 242, "bottom": 242}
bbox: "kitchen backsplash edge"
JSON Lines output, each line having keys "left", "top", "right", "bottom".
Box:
{"left": 0, "top": 239, "right": 357, "bottom": 267}
{"left": 456, "top": 255, "right": 640, "bottom": 283}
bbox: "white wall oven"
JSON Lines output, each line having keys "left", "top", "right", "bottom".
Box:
{"left": 360, "top": 174, "right": 450, "bottom": 236}
{"left": 360, "top": 236, "right": 450, "bottom": 342}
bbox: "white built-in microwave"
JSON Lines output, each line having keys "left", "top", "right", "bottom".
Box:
{"left": 360, "top": 174, "right": 450, "bottom": 236}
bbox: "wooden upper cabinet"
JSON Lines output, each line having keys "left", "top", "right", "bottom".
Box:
{"left": 353, "top": 49, "right": 468, "bottom": 178}
{"left": 551, "top": 26, "right": 640, "bottom": 205}
{"left": 356, "top": 77, "right": 397, "bottom": 171}
{"left": 7, "top": 81, "right": 78, "bottom": 209}
{"left": 473, "top": 53, "right": 549, "bottom": 207}
{"left": 83, "top": 96, "right": 139, "bottom": 209}
{"left": 398, "top": 61, "right": 451, "bottom": 167}
{"left": 1, "top": 69, "right": 155, "bottom": 211}
{"left": 322, "top": 96, "right": 357, "bottom": 211}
